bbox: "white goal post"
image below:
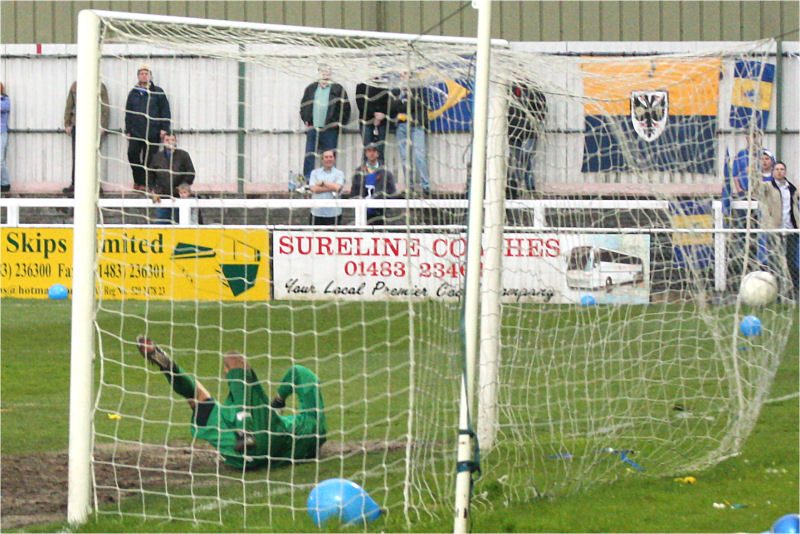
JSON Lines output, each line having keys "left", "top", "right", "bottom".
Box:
{"left": 66, "top": 7, "right": 795, "bottom": 532}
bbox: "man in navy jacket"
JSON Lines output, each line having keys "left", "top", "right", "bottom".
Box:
{"left": 125, "top": 66, "right": 171, "bottom": 191}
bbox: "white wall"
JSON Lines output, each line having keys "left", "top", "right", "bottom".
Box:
{"left": 0, "top": 41, "right": 796, "bottom": 195}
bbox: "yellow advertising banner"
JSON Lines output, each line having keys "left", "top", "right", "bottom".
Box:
{"left": 1, "top": 228, "right": 271, "bottom": 301}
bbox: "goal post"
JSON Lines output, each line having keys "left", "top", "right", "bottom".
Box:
{"left": 454, "top": 0, "right": 495, "bottom": 531}
{"left": 67, "top": 9, "right": 102, "bottom": 525}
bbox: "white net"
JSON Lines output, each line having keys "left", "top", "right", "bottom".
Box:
{"left": 79, "top": 12, "right": 795, "bottom": 529}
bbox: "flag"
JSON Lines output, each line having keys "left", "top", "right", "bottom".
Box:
{"left": 729, "top": 60, "right": 774, "bottom": 130}
{"left": 425, "top": 78, "right": 473, "bottom": 132}
{"left": 670, "top": 200, "right": 713, "bottom": 270}
{"left": 581, "top": 58, "right": 721, "bottom": 174}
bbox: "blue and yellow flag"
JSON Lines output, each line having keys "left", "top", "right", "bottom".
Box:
{"left": 670, "top": 200, "right": 713, "bottom": 269}
{"left": 582, "top": 58, "right": 721, "bottom": 174}
{"left": 425, "top": 78, "right": 473, "bottom": 132}
{"left": 729, "top": 60, "right": 774, "bottom": 130}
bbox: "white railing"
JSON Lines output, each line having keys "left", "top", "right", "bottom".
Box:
{"left": 0, "top": 196, "right": 758, "bottom": 292}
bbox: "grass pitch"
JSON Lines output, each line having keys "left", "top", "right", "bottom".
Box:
{"left": 1, "top": 298, "right": 797, "bottom": 532}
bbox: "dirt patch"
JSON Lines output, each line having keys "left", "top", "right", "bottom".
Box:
{"left": 1, "top": 440, "right": 405, "bottom": 530}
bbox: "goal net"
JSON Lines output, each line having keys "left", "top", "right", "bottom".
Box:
{"left": 69, "top": 9, "right": 794, "bottom": 530}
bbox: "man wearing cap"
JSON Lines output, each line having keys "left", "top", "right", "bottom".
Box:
{"left": 125, "top": 66, "right": 171, "bottom": 191}
{"left": 348, "top": 143, "right": 397, "bottom": 225}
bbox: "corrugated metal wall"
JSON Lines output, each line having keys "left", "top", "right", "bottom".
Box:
{"left": 2, "top": 41, "right": 797, "bottom": 194}
{"left": 1, "top": 1, "right": 797, "bottom": 44}
{"left": 0, "top": 2, "right": 797, "bottom": 193}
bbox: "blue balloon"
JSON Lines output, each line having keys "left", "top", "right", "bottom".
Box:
{"left": 740, "top": 315, "right": 762, "bottom": 337}
{"left": 48, "top": 283, "right": 69, "bottom": 300}
{"left": 580, "top": 295, "right": 596, "bottom": 306}
{"left": 307, "top": 478, "right": 381, "bottom": 527}
{"left": 772, "top": 513, "right": 800, "bottom": 534}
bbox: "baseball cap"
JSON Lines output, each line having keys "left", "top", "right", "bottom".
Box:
{"left": 137, "top": 65, "right": 151, "bottom": 73}
{"left": 364, "top": 143, "right": 379, "bottom": 151}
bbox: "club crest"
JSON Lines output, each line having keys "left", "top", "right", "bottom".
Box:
{"left": 630, "top": 90, "right": 668, "bottom": 142}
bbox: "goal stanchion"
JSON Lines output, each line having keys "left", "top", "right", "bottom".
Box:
{"left": 453, "top": 1, "right": 493, "bottom": 532}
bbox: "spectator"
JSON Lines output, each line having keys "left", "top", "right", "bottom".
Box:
{"left": 753, "top": 161, "right": 800, "bottom": 299}
{"left": 507, "top": 83, "right": 547, "bottom": 197}
{"left": 147, "top": 132, "right": 196, "bottom": 224}
{"left": 390, "top": 75, "right": 430, "bottom": 196}
{"left": 355, "top": 82, "right": 391, "bottom": 162}
{"left": 125, "top": 66, "right": 171, "bottom": 191}
{"left": 728, "top": 132, "right": 771, "bottom": 275}
{"left": 1, "top": 82, "right": 10, "bottom": 193}
{"left": 308, "top": 149, "right": 345, "bottom": 226}
{"left": 299, "top": 66, "right": 351, "bottom": 180}
{"left": 348, "top": 143, "right": 397, "bottom": 225}
{"left": 62, "top": 81, "right": 110, "bottom": 195}
{"left": 755, "top": 149, "right": 777, "bottom": 266}
{"left": 731, "top": 130, "right": 764, "bottom": 196}
{"left": 759, "top": 149, "right": 775, "bottom": 182}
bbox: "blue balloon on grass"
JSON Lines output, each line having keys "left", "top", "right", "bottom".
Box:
{"left": 772, "top": 514, "right": 800, "bottom": 534}
{"left": 48, "top": 283, "right": 68, "bottom": 300}
{"left": 580, "top": 295, "right": 596, "bottom": 306}
{"left": 307, "top": 478, "right": 381, "bottom": 527}
{"left": 740, "top": 315, "right": 762, "bottom": 337}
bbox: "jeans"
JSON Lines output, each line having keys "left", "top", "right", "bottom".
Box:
{"left": 508, "top": 136, "right": 537, "bottom": 192}
{"left": 303, "top": 127, "right": 339, "bottom": 179}
{"left": 396, "top": 123, "right": 429, "bottom": 192}
{"left": 361, "top": 122, "right": 388, "bottom": 162}
{"left": 0, "top": 131, "right": 10, "bottom": 187}
{"left": 155, "top": 207, "right": 178, "bottom": 224}
{"left": 785, "top": 233, "right": 799, "bottom": 298}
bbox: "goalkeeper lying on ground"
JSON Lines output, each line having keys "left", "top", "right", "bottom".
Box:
{"left": 136, "top": 335, "right": 327, "bottom": 469}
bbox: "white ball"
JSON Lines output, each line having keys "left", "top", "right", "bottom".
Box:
{"left": 739, "top": 271, "right": 778, "bottom": 307}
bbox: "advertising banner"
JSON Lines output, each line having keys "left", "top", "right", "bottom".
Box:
{"left": 272, "top": 231, "right": 650, "bottom": 304}
{"left": 0, "top": 228, "right": 270, "bottom": 301}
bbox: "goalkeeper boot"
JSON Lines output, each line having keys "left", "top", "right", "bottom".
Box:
{"left": 136, "top": 335, "right": 173, "bottom": 371}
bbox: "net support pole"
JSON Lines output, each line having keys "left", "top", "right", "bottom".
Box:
{"left": 454, "top": 0, "right": 492, "bottom": 532}
{"left": 477, "top": 78, "right": 508, "bottom": 450}
{"left": 67, "top": 9, "right": 101, "bottom": 525}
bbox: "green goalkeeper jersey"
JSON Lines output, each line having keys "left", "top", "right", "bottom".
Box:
{"left": 191, "top": 364, "right": 326, "bottom": 469}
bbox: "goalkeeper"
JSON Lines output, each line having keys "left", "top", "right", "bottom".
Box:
{"left": 136, "top": 335, "right": 326, "bottom": 469}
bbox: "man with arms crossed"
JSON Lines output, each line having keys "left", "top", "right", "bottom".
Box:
{"left": 308, "top": 149, "right": 345, "bottom": 226}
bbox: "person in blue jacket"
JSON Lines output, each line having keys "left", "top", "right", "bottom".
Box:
{"left": 1, "top": 82, "right": 11, "bottom": 193}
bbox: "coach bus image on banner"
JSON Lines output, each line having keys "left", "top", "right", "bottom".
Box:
{"left": 566, "top": 246, "right": 645, "bottom": 292}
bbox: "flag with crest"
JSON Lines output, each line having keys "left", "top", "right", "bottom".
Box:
{"left": 582, "top": 58, "right": 721, "bottom": 174}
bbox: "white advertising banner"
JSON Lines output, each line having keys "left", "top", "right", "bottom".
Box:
{"left": 272, "top": 231, "right": 650, "bottom": 304}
